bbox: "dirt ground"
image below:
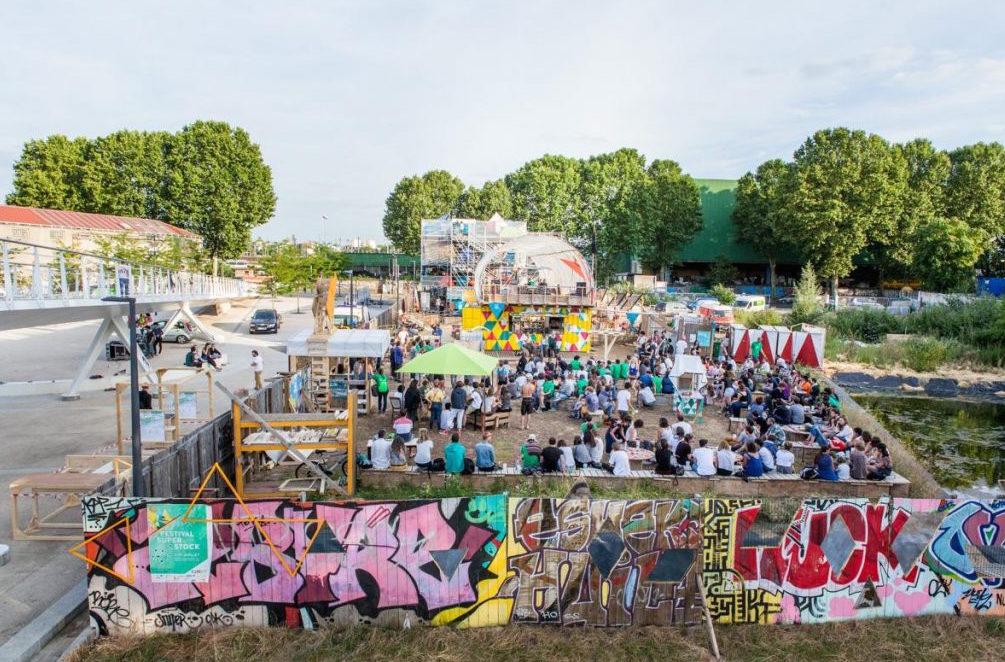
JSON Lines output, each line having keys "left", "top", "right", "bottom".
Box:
{"left": 356, "top": 339, "right": 730, "bottom": 466}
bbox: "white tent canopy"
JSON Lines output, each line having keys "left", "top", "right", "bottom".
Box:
{"left": 286, "top": 329, "right": 391, "bottom": 358}
{"left": 668, "top": 354, "right": 708, "bottom": 392}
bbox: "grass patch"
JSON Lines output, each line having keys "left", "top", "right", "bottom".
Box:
{"left": 826, "top": 336, "right": 977, "bottom": 373}
{"left": 72, "top": 615, "right": 1005, "bottom": 662}
{"left": 352, "top": 476, "right": 692, "bottom": 502}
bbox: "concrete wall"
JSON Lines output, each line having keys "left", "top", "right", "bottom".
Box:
{"left": 80, "top": 494, "right": 1004, "bottom": 634}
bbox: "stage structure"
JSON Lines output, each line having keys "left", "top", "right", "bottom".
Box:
{"left": 462, "top": 234, "right": 595, "bottom": 352}
{"left": 420, "top": 213, "right": 527, "bottom": 308}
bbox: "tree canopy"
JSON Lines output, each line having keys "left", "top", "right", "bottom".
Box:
{"left": 6, "top": 122, "right": 277, "bottom": 268}
{"left": 381, "top": 149, "right": 704, "bottom": 282}
{"left": 381, "top": 170, "right": 464, "bottom": 255}
{"left": 732, "top": 158, "right": 792, "bottom": 292}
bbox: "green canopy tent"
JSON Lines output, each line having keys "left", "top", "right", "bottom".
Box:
{"left": 398, "top": 342, "right": 498, "bottom": 377}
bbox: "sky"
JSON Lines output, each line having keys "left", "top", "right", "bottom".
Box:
{"left": 2, "top": 1, "right": 1004, "bottom": 244}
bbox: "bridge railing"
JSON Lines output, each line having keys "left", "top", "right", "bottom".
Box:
{"left": 1, "top": 238, "right": 248, "bottom": 307}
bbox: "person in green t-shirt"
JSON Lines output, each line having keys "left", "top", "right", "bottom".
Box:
{"left": 542, "top": 378, "right": 555, "bottom": 411}
{"left": 570, "top": 355, "right": 582, "bottom": 371}
{"left": 444, "top": 433, "right": 467, "bottom": 474}
{"left": 576, "top": 376, "right": 589, "bottom": 396}
{"left": 651, "top": 374, "right": 663, "bottom": 395}
{"left": 520, "top": 434, "right": 542, "bottom": 469}
{"left": 373, "top": 369, "right": 389, "bottom": 413}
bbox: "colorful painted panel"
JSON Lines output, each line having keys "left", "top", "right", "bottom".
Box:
{"left": 702, "top": 498, "right": 1005, "bottom": 624}
{"left": 505, "top": 498, "right": 702, "bottom": 626}
{"left": 81, "top": 495, "right": 510, "bottom": 635}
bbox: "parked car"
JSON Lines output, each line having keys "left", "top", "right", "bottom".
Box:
{"left": 732, "top": 295, "right": 767, "bottom": 312}
{"left": 249, "top": 309, "right": 281, "bottom": 334}
{"left": 152, "top": 320, "right": 208, "bottom": 344}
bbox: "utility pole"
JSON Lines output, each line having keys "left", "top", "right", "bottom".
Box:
{"left": 102, "top": 296, "right": 143, "bottom": 496}
{"left": 321, "top": 215, "right": 328, "bottom": 245}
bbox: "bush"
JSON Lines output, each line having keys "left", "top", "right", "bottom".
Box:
{"left": 900, "top": 337, "right": 950, "bottom": 372}
{"left": 710, "top": 284, "right": 736, "bottom": 305}
{"left": 825, "top": 308, "right": 903, "bottom": 343}
{"left": 736, "top": 308, "right": 783, "bottom": 327}
{"left": 707, "top": 254, "right": 738, "bottom": 286}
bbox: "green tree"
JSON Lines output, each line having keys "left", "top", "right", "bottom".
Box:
{"left": 505, "top": 154, "right": 582, "bottom": 234}
{"left": 259, "top": 242, "right": 316, "bottom": 312}
{"left": 912, "top": 218, "right": 985, "bottom": 291}
{"left": 707, "top": 254, "right": 738, "bottom": 286}
{"left": 6, "top": 135, "right": 89, "bottom": 210}
{"left": 785, "top": 128, "right": 906, "bottom": 306}
{"left": 454, "top": 179, "right": 513, "bottom": 219}
{"left": 946, "top": 142, "right": 1005, "bottom": 238}
{"left": 732, "top": 159, "right": 793, "bottom": 295}
{"left": 161, "top": 121, "right": 276, "bottom": 271}
{"left": 579, "top": 148, "right": 648, "bottom": 277}
{"left": 81, "top": 130, "right": 169, "bottom": 219}
{"left": 382, "top": 170, "right": 464, "bottom": 254}
{"left": 627, "top": 159, "right": 703, "bottom": 275}
{"left": 789, "top": 263, "right": 824, "bottom": 325}
{"left": 710, "top": 283, "right": 736, "bottom": 305}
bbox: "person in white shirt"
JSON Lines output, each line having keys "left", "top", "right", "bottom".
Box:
{"left": 606, "top": 442, "right": 630, "bottom": 477}
{"left": 836, "top": 455, "right": 851, "bottom": 480}
{"left": 251, "top": 350, "right": 264, "bottom": 389}
{"left": 439, "top": 403, "right": 455, "bottom": 433}
{"left": 691, "top": 438, "right": 717, "bottom": 477}
{"left": 638, "top": 385, "right": 656, "bottom": 408}
{"left": 370, "top": 430, "right": 393, "bottom": 470}
{"left": 675, "top": 337, "right": 688, "bottom": 357}
{"left": 757, "top": 440, "right": 776, "bottom": 472}
{"left": 413, "top": 430, "right": 434, "bottom": 469}
{"left": 558, "top": 439, "right": 576, "bottom": 472}
{"left": 392, "top": 415, "right": 414, "bottom": 441}
{"left": 716, "top": 440, "right": 736, "bottom": 476}
{"left": 776, "top": 442, "right": 795, "bottom": 474}
{"left": 466, "top": 388, "right": 483, "bottom": 417}
{"left": 615, "top": 383, "right": 632, "bottom": 414}
{"left": 673, "top": 413, "right": 693, "bottom": 438}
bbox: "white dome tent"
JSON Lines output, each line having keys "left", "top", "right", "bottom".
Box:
{"left": 473, "top": 234, "right": 594, "bottom": 304}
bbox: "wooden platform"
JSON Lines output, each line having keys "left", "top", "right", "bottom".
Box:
{"left": 360, "top": 464, "right": 910, "bottom": 498}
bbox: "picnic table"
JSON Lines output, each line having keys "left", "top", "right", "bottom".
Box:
{"left": 625, "top": 447, "right": 655, "bottom": 471}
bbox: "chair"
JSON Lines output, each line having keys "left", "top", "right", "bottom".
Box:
{"left": 390, "top": 396, "right": 403, "bottom": 416}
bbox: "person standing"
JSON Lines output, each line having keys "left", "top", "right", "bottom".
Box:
{"left": 391, "top": 342, "right": 404, "bottom": 380}
{"left": 151, "top": 323, "right": 164, "bottom": 355}
{"left": 373, "top": 368, "right": 389, "bottom": 413}
{"left": 426, "top": 379, "right": 445, "bottom": 432}
{"left": 404, "top": 379, "right": 422, "bottom": 423}
{"left": 450, "top": 380, "right": 468, "bottom": 431}
{"left": 520, "top": 378, "right": 536, "bottom": 430}
{"left": 251, "top": 350, "right": 264, "bottom": 390}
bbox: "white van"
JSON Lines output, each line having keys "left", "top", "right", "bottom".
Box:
{"left": 733, "top": 295, "right": 767, "bottom": 312}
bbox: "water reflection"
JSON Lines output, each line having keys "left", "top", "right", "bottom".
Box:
{"left": 856, "top": 394, "right": 1005, "bottom": 490}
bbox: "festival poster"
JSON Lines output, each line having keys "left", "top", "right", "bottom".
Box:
{"left": 148, "top": 503, "right": 212, "bottom": 583}
{"left": 696, "top": 330, "right": 712, "bottom": 348}
{"left": 139, "top": 410, "right": 166, "bottom": 442}
{"left": 178, "top": 391, "right": 198, "bottom": 419}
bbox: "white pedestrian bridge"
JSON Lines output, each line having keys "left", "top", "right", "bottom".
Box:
{"left": 1, "top": 238, "right": 253, "bottom": 397}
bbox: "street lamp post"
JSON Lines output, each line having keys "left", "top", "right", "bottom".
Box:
{"left": 102, "top": 296, "right": 144, "bottom": 497}
{"left": 345, "top": 269, "right": 355, "bottom": 328}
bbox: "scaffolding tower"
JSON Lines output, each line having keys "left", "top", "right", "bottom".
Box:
{"left": 420, "top": 213, "right": 527, "bottom": 299}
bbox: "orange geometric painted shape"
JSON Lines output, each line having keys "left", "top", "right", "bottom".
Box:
{"left": 69, "top": 515, "right": 135, "bottom": 585}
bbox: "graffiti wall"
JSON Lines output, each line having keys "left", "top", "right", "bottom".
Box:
{"left": 702, "top": 498, "right": 1005, "bottom": 624}
{"left": 81, "top": 495, "right": 510, "bottom": 634}
{"left": 506, "top": 498, "right": 702, "bottom": 626}
{"left": 80, "top": 496, "right": 1004, "bottom": 635}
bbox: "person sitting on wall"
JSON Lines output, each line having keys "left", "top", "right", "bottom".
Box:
{"left": 475, "top": 432, "right": 500, "bottom": 472}
{"left": 369, "top": 430, "right": 393, "bottom": 470}
{"left": 866, "top": 442, "right": 893, "bottom": 480}
{"left": 444, "top": 432, "right": 471, "bottom": 475}
{"left": 603, "top": 442, "right": 630, "bottom": 476}
{"left": 740, "top": 441, "right": 764, "bottom": 479}
{"left": 519, "top": 434, "right": 542, "bottom": 471}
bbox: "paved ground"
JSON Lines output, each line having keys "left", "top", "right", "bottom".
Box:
{"left": 0, "top": 296, "right": 314, "bottom": 644}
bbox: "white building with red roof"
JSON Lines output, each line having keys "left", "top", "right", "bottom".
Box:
{"left": 0, "top": 204, "right": 198, "bottom": 252}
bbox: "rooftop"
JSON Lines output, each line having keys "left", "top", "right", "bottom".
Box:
{"left": 0, "top": 204, "right": 198, "bottom": 240}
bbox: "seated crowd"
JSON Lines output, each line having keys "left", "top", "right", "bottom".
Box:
{"left": 364, "top": 325, "right": 893, "bottom": 482}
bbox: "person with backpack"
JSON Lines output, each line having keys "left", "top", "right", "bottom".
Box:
{"left": 520, "top": 434, "right": 542, "bottom": 471}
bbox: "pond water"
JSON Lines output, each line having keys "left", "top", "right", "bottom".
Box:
{"left": 856, "top": 394, "right": 1005, "bottom": 490}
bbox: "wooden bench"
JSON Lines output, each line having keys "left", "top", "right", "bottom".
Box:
{"left": 467, "top": 410, "right": 511, "bottom": 432}
{"left": 728, "top": 417, "right": 746, "bottom": 432}
{"left": 10, "top": 472, "right": 111, "bottom": 541}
